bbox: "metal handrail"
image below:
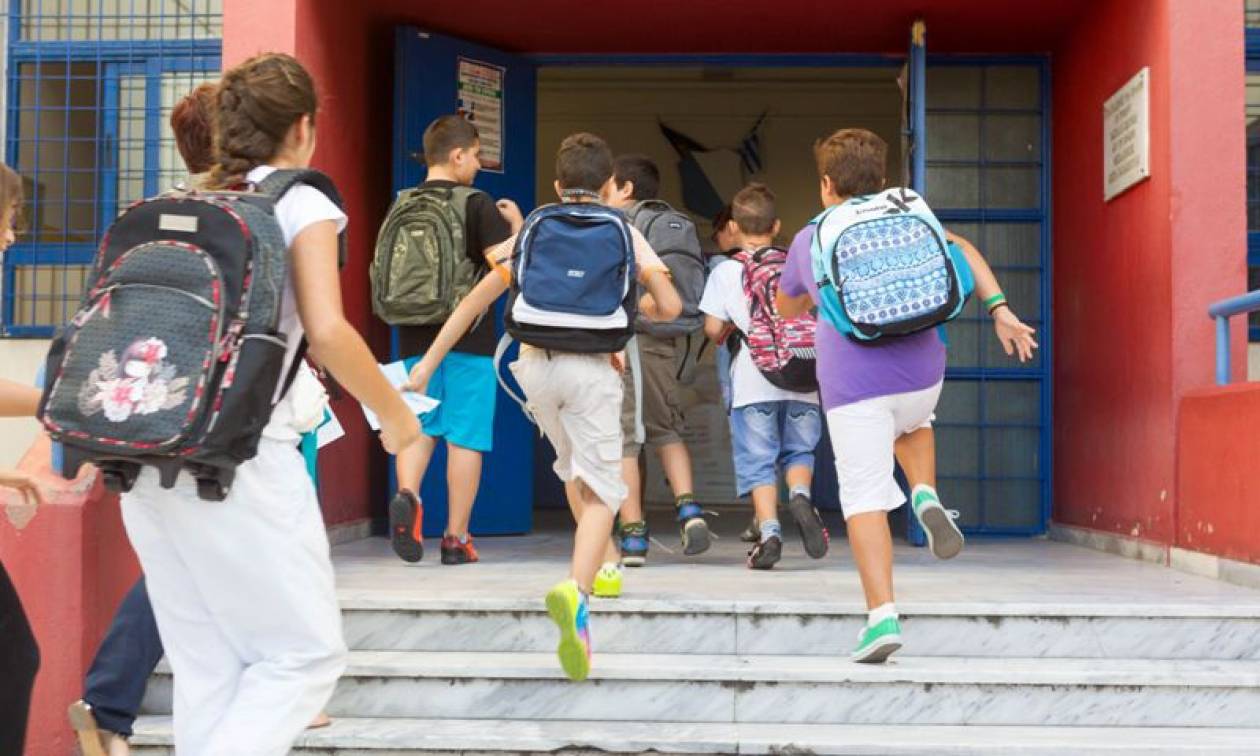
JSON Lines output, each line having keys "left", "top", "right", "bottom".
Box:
{"left": 1208, "top": 290, "right": 1260, "bottom": 385}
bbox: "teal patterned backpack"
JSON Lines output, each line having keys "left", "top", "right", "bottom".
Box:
{"left": 809, "top": 187, "right": 974, "bottom": 342}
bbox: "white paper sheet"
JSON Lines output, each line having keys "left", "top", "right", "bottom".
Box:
{"left": 361, "top": 361, "right": 441, "bottom": 431}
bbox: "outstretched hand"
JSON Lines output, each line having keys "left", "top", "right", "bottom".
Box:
{"left": 993, "top": 307, "right": 1038, "bottom": 363}
{"left": 0, "top": 469, "right": 44, "bottom": 512}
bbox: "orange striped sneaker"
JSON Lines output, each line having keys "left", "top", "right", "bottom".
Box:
{"left": 440, "top": 534, "right": 480, "bottom": 565}
{"left": 389, "top": 489, "right": 424, "bottom": 563}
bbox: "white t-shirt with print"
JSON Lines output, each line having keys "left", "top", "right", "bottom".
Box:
{"left": 698, "top": 258, "right": 819, "bottom": 409}
{"left": 245, "top": 165, "right": 348, "bottom": 441}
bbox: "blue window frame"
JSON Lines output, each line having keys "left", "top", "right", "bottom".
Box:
{"left": 1246, "top": 16, "right": 1260, "bottom": 340}
{"left": 3, "top": 1, "right": 221, "bottom": 337}
{"left": 926, "top": 58, "right": 1052, "bottom": 537}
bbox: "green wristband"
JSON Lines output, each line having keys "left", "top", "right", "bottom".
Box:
{"left": 983, "top": 293, "right": 1007, "bottom": 310}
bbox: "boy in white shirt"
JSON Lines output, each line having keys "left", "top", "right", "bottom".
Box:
{"left": 699, "top": 183, "right": 828, "bottom": 569}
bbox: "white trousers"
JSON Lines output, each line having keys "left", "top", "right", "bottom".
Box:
{"left": 121, "top": 439, "right": 347, "bottom": 756}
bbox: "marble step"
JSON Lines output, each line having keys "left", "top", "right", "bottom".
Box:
{"left": 340, "top": 597, "right": 1260, "bottom": 659}
{"left": 127, "top": 717, "right": 1260, "bottom": 754}
{"left": 142, "top": 651, "right": 1260, "bottom": 728}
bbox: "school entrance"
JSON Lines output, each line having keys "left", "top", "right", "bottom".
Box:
{"left": 389, "top": 27, "right": 1050, "bottom": 542}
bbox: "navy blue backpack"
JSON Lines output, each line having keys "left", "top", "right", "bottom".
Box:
{"left": 504, "top": 202, "right": 637, "bottom": 353}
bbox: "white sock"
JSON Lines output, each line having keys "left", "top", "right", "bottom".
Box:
{"left": 790, "top": 484, "right": 812, "bottom": 500}
{"left": 601, "top": 561, "right": 621, "bottom": 573}
{"left": 868, "top": 602, "right": 898, "bottom": 627}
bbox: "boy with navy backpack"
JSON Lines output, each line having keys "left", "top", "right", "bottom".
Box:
{"left": 700, "top": 183, "right": 829, "bottom": 569}
{"left": 405, "top": 133, "right": 681, "bottom": 682}
{"left": 777, "top": 128, "right": 1037, "bottom": 663}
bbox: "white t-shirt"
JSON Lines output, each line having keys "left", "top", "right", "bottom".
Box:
{"left": 698, "top": 258, "right": 819, "bottom": 409}
{"left": 246, "top": 166, "right": 348, "bottom": 440}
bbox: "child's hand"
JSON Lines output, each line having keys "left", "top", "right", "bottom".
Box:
{"left": 403, "top": 360, "right": 434, "bottom": 397}
{"left": 497, "top": 199, "right": 525, "bottom": 233}
{"left": 610, "top": 351, "right": 627, "bottom": 374}
{"left": 993, "top": 307, "right": 1039, "bottom": 363}
{"left": 0, "top": 469, "right": 45, "bottom": 529}
{"left": 378, "top": 409, "right": 421, "bottom": 456}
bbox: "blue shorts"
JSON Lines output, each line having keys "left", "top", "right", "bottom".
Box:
{"left": 729, "top": 400, "right": 822, "bottom": 498}
{"left": 403, "top": 352, "right": 497, "bottom": 453}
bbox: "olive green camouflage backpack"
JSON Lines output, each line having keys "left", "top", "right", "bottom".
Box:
{"left": 371, "top": 184, "right": 483, "bottom": 325}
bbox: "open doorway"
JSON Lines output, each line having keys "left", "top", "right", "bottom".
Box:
{"left": 536, "top": 64, "right": 905, "bottom": 512}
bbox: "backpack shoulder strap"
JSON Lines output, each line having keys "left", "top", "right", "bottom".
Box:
{"left": 256, "top": 168, "right": 348, "bottom": 268}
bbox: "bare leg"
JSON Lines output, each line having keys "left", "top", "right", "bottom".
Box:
{"left": 618, "top": 455, "right": 644, "bottom": 523}
{"left": 570, "top": 481, "right": 616, "bottom": 593}
{"left": 395, "top": 433, "right": 438, "bottom": 493}
{"left": 846, "top": 511, "right": 895, "bottom": 610}
{"left": 444, "top": 444, "right": 482, "bottom": 538}
{"left": 657, "top": 442, "right": 694, "bottom": 498}
{"left": 749, "top": 485, "right": 778, "bottom": 528}
{"left": 785, "top": 464, "right": 813, "bottom": 492}
{"left": 894, "top": 427, "right": 936, "bottom": 490}
{"left": 566, "top": 481, "right": 619, "bottom": 566}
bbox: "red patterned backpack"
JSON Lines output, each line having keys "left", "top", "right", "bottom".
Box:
{"left": 731, "top": 246, "right": 818, "bottom": 393}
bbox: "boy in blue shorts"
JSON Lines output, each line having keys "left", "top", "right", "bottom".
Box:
{"left": 699, "top": 183, "right": 828, "bottom": 569}
{"left": 389, "top": 115, "right": 524, "bottom": 565}
{"left": 778, "top": 129, "right": 1037, "bottom": 662}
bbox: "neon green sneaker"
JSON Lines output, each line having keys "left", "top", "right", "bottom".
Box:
{"left": 545, "top": 579, "right": 592, "bottom": 682}
{"left": 852, "top": 617, "right": 903, "bottom": 664}
{"left": 592, "top": 563, "right": 623, "bottom": 598}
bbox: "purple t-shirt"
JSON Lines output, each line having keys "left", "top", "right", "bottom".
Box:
{"left": 780, "top": 225, "right": 946, "bottom": 410}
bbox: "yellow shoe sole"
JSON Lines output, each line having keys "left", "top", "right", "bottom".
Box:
{"left": 545, "top": 583, "right": 591, "bottom": 682}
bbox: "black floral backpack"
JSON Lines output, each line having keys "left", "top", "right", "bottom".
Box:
{"left": 38, "top": 170, "right": 344, "bottom": 501}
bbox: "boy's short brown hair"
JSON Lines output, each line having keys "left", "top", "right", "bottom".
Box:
{"left": 423, "top": 114, "right": 480, "bottom": 167}
{"left": 814, "top": 128, "right": 887, "bottom": 197}
{"left": 613, "top": 154, "right": 660, "bottom": 200}
{"left": 555, "top": 132, "right": 614, "bottom": 193}
{"left": 731, "top": 182, "right": 777, "bottom": 236}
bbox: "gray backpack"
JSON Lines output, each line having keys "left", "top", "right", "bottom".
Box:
{"left": 627, "top": 199, "right": 706, "bottom": 337}
{"left": 371, "top": 184, "right": 483, "bottom": 325}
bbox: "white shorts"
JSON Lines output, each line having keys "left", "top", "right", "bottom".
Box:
{"left": 510, "top": 349, "right": 627, "bottom": 512}
{"left": 826, "top": 381, "right": 944, "bottom": 520}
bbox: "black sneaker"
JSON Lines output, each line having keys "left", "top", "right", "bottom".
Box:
{"left": 787, "top": 493, "right": 830, "bottom": 559}
{"left": 389, "top": 489, "right": 424, "bottom": 563}
{"left": 676, "top": 499, "right": 711, "bottom": 556}
{"left": 740, "top": 517, "right": 760, "bottom": 543}
{"left": 747, "top": 536, "right": 782, "bottom": 570}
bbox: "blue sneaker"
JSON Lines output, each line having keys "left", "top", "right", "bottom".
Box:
{"left": 618, "top": 521, "right": 649, "bottom": 567}
{"left": 676, "top": 497, "right": 711, "bottom": 556}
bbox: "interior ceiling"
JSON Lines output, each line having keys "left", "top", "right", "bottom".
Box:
{"left": 367, "top": 0, "right": 1093, "bottom": 55}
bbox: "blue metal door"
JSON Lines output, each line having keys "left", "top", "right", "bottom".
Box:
{"left": 391, "top": 27, "right": 537, "bottom": 536}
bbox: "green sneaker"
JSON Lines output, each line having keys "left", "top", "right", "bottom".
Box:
{"left": 912, "top": 485, "right": 964, "bottom": 560}
{"left": 592, "top": 563, "right": 623, "bottom": 598}
{"left": 545, "top": 579, "right": 592, "bottom": 682}
{"left": 852, "top": 617, "right": 903, "bottom": 664}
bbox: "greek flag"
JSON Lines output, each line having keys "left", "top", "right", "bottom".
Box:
{"left": 736, "top": 112, "right": 768, "bottom": 175}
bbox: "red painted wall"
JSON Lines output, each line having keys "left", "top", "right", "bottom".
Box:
{"left": 1178, "top": 385, "right": 1260, "bottom": 563}
{"left": 1050, "top": 0, "right": 1245, "bottom": 544}
{"left": 0, "top": 439, "right": 137, "bottom": 756}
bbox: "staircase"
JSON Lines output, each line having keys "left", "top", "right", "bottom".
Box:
{"left": 127, "top": 530, "right": 1260, "bottom": 755}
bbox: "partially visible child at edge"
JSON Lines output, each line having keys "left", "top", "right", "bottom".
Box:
{"left": 406, "top": 133, "right": 681, "bottom": 681}
{"left": 699, "top": 183, "right": 828, "bottom": 570}
{"left": 388, "top": 115, "right": 522, "bottom": 567}
{"left": 777, "top": 128, "right": 1037, "bottom": 663}
{"left": 0, "top": 160, "right": 49, "bottom": 756}
{"left": 66, "top": 81, "right": 335, "bottom": 756}
{"left": 117, "top": 54, "right": 420, "bottom": 755}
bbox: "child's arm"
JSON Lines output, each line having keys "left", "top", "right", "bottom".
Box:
{"left": 703, "top": 314, "right": 732, "bottom": 344}
{"left": 291, "top": 221, "right": 421, "bottom": 454}
{"left": 775, "top": 292, "right": 813, "bottom": 319}
{"left": 406, "top": 269, "right": 510, "bottom": 394}
{"left": 639, "top": 269, "right": 682, "bottom": 323}
{"left": 947, "top": 232, "right": 1039, "bottom": 363}
{"left": 0, "top": 379, "right": 41, "bottom": 418}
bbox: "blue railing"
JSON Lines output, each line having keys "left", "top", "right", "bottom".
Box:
{"left": 1209, "top": 290, "right": 1260, "bottom": 384}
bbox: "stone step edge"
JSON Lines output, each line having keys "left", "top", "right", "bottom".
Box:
{"left": 128, "top": 716, "right": 1260, "bottom": 754}
{"left": 151, "top": 651, "right": 1260, "bottom": 687}
{"left": 337, "top": 595, "right": 1260, "bottom": 619}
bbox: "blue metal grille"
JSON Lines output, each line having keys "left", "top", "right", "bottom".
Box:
{"left": 4, "top": 0, "right": 221, "bottom": 337}
{"left": 925, "top": 60, "right": 1051, "bottom": 536}
{"left": 1246, "top": 49, "right": 1260, "bottom": 340}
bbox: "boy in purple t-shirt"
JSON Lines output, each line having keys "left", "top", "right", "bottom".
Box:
{"left": 778, "top": 128, "right": 1038, "bottom": 663}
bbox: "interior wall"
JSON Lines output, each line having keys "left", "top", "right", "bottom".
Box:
{"left": 538, "top": 66, "right": 902, "bottom": 505}
{"left": 537, "top": 67, "right": 904, "bottom": 239}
